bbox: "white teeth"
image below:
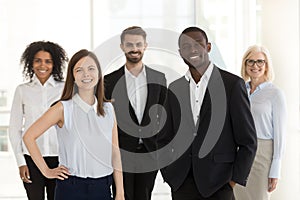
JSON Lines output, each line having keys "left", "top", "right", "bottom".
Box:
{"left": 82, "top": 79, "right": 92, "bottom": 83}
{"left": 38, "top": 70, "right": 47, "bottom": 73}
{"left": 190, "top": 56, "right": 199, "bottom": 59}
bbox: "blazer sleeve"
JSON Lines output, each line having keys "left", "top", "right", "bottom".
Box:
{"left": 230, "top": 78, "right": 257, "bottom": 186}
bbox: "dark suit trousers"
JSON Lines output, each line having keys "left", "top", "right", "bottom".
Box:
{"left": 24, "top": 155, "right": 58, "bottom": 200}
{"left": 172, "top": 171, "right": 235, "bottom": 200}
{"left": 113, "top": 143, "right": 158, "bottom": 200}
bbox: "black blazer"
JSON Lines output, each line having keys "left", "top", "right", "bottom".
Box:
{"left": 160, "top": 66, "right": 257, "bottom": 198}
{"left": 104, "top": 66, "right": 167, "bottom": 153}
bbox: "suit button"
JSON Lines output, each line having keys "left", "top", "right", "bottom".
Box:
{"left": 193, "top": 133, "right": 197, "bottom": 136}
{"left": 138, "top": 128, "right": 141, "bottom": 132}
{"left": 171, "top": 148, "right": 174, "bottom": 152}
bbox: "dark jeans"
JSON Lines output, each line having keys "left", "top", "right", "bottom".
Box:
{"left": 55, "top": 175, "right": 113, "bottom": 200}
{"left": 24, "top": 155, "right": 58, "bottom": 200}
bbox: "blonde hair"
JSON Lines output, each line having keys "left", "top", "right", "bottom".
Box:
{"left": 241, "top": 45, "right": 274, "bottom": 82}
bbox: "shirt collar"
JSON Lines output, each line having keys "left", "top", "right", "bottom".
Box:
{"left": 246, "top": 81, "right": 271, "bottom": 91}
{"left": 73, "top": 93, "right": 98, "bottom": 113}
{"left": 185, "top": 62, "right": 214, "bottom": 83}
{"left": 30, "top": 74, "right": 56, "bottom": 87}
{"left": 124, "top": 64, "right": 146, "bottom": 78}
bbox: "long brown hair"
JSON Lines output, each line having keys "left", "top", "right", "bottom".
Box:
{"left": 60, "top": 49, "right": 108, "bottom": 116}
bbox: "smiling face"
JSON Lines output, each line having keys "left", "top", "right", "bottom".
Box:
{"left": 179, "top": 31, "right": 211, "bottom": 72}
{"left": 73, "top": 56, "right": 99, "bottom": 92}
{"left": 32, "top": 50, "right": 53, "bottom": 84}
{"left": 245, "top": 52, "right": 267, "bottom": 81}
{"left": 120, "top": 34, "right": 147, "bottom": 64}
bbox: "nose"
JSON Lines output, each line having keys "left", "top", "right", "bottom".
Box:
{"left": 83, "top": 69, "right": 90, "bottom": 77}
{"left": 131, "top": 44, "right": 139, "bottom": 52}
{"left": 191, "top": 45, "right": 199, "bottom": 53}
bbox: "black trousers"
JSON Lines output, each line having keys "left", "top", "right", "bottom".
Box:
{"left": 113, "top": 143, "right": 158, "bottom": 200}
{"left": 24, "top": 155, "right": 58, "bottom": 200}
{"left": 172, "top": 171, "right": 235, "bottom": 200}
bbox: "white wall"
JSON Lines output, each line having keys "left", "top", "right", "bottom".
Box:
{"left": 260, "top": 0, "right": 300, "bottom": 199}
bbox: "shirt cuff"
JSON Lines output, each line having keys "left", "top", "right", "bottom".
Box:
{"left": 16, "top": 154, "right": 26, "bottom": 167}
{"left": 269, "top": 158, "right": 281, "bottom": 178}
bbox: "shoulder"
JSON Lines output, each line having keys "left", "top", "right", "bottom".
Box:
{"left": 103, "top": 102, "right": 113, "bottom": 110}
{"left": 104, "top": 66, "right": 124, "bottom": 80}
{"left": 215, "top": 67, "right": 245, "bottom": 90}
{"left": 169, "top": 76, "right": 186, "bottom": 88}
{"left": 59, "top": 99, "right": 73, "bottom": 109}
{"left": 217, "top": 67, "right": 243, "bottom": 82}
{"left": 145, "top": 66, "right": 165, "bottom": 77}
{"left": 265, "top": 83, "right": 286, "bottom": 101}
{"left": 54, "top": 80, "right": 65, "bottom": 88}
{"left": 103, "top": 102, "right": 115, "bottom": 119}
{"left": 16, "top": 81, "right": 32, "bottom": 89}
{"left": 13, "top": 82, "right": 34, "bottom": 95}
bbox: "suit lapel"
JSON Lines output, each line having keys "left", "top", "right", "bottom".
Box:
{"left": 175, "top": 77, "right": 196, "bottom": 129}
{"left": 197, "top": 65, "right": 219, "bottom": 127}
{"left": 140, "top": 66, "right": 155, "bottom": 124}
{"left": 112, "top": 66, "right": 139, "bottom": 124}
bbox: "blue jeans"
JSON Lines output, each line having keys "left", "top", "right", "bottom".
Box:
{"left": 55, "top": 174, "right": 113, "bottom": 200}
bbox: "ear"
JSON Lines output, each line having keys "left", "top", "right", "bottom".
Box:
{"left": 120, "top": 43, "right": 125, "bottom": 52}
{"left": 207, "top": 42, "right": 212, "bottom": 53}
{"left": 178, "top": 48, "right": 183, "bottom": 57}
{"left": 144, "top": 42, "right": 148, "bottom": 50}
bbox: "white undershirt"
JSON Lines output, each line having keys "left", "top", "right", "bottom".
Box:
{"left": 185, "top": 63, "right": 214, "bottom": 125}
{"left": 124, "top": 65, "right": 148, "bottom": 124}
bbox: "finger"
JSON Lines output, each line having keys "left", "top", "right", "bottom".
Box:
{"left": 53, "top": 167, "right": 70, "bottom": 180}
{"left": 268, "top": 182, "right": 276, "bottom": 192}
{"left": 25, "top": 168, "right": 30, "bottom": 179}
{"left": 21, "top": 176, "right": 32, "bottom": 183}
{"left": 24, "top": 170, "right": 31, "bottom": 180}
{"left": 58, "top": 166, "right": 71, "bottom": 175}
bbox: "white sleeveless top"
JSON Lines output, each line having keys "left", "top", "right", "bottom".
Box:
{"left": 56, "top": 94, "right": 114, "bottom": 178}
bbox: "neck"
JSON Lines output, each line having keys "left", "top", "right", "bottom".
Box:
{"left": 249, "top": 77, "right": 266, "bottom": 93}
{"left": 189, "top": 67, "right": 201, "bottom": 83}
{"left": 126, "top": 62, "right": 143, "bottom": 77}
{"left": 78, "top": 90, "right": 95, "bottom": 105}
{"left": 189, "top": 62, "right": 210, "bottom": 83}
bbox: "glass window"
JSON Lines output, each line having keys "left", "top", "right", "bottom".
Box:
{"left": 196, "top": 0, "right": 259, "bottom": 74}
{"left": 0, "top": 127, "right": 8, "bottom": 152}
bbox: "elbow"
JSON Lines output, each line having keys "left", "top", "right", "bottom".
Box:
{"left": 22, "top": 132, "right": 31, "bottom": 147}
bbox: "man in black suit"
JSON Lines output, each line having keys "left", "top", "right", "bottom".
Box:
{"left": 159, "top": 27, "right": 257, "bottom": 199}
{"left": 104, "top": 26, "right": 166, "bottom": 200}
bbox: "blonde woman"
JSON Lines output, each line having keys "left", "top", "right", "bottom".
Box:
{"left": 234, "top": 45, "right": 287, "bottom": 200}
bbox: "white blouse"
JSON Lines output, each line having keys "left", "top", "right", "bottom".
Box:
{"left": 57, "top": 94, "right": 114, "bottom": 178}
{"left": 9, "top": 75, "right": 64, "bottom": 167}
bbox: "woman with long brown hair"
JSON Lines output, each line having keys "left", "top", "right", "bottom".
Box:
{"left": 23, "top": 49, "right": 124, "bottom": 200}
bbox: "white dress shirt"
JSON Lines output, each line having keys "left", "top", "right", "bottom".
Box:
{"left": 246, "top": 81, "right": 287, "bottom": 178}
{"left": 124, "top": 65, "right": 148, "bottom": 124}
{"left": 9, "top": 75, "right": 64, "bottom": 167}
{"left": 185, "top": 63, "right": 214, "bottom": 125}
{"left": 57, "top": 94, "right": 114, "bottom": 178}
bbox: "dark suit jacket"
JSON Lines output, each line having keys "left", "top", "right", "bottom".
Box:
{"left": 160, "top": 66, "right": 257, "bottom": 198}
{"left": 104, "top": 65, "right": 167, "bottom": 153}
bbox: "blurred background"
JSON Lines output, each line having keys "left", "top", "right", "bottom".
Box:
{"left": 0, "top": 0, "right": 299, "bottom": 199}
